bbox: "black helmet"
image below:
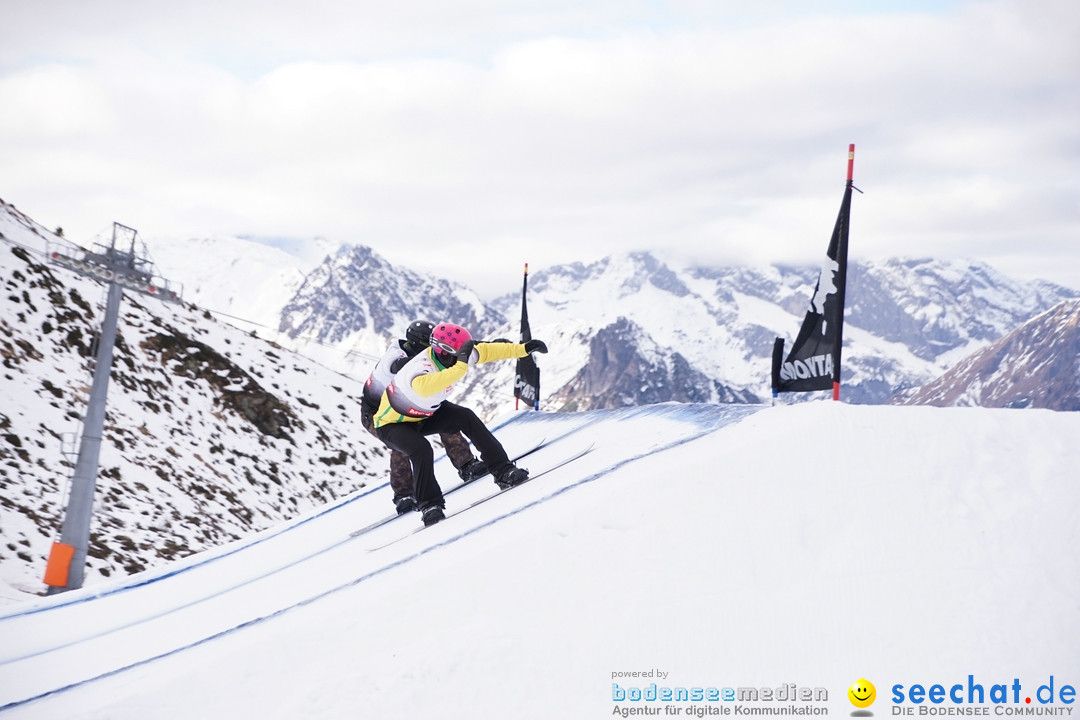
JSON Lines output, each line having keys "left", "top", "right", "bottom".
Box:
{"left": 405, "top": 320, "right": 435, "bottom": 347}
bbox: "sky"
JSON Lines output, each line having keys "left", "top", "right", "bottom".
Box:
{"left": 2, "top": 0, "right": 1079, "bottom": 298}
{"left": 1, "top": 401, "right": 1078, "bottom": 718}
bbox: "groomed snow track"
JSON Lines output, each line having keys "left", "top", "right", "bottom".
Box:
{"left": 0, "top": 403, "right": 760, "bottom": 713}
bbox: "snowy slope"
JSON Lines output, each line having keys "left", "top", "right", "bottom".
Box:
{"left": 0, "top": 199, "right": 389, "bottom": 590}
{"left": 0, "top": 402, "right": 1077, "bottom": 719}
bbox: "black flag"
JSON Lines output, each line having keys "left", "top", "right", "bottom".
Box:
{"left": 772, "top": 145, "right": 855, "bottom": 401}
{"left": 514, "top": 263, "right": 540, "bottom": 410}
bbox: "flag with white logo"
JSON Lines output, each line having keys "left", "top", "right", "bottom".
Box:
{"left": 772, "top": 145, "right": 856, "bottom": 401}
{"left": 514, "top": 263, "right": 541, "bottom": 410}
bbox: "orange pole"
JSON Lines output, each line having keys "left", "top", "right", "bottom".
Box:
{"left": 43, "top": 541, "right": 76, "bottom": 588}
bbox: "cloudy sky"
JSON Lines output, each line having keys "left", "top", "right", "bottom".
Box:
{"left": 3, "top": 0, "right": 1078, "bottom": 297}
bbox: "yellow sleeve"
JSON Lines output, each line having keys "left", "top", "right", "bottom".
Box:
{"left": 475, "top": 342, "right": 528, "bottom": 364}
{"left": 411, "top": 362, "right": 468, "bottom": 397}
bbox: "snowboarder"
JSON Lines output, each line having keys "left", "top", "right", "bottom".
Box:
{"left": 373, "top": 322, "right": 548, "bottom": 526}
{"left": 361, "top": 320, "right": 486, "bottom": 514}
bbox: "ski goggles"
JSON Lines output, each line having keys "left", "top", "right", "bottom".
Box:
{"left": 430, "top": 339, "right": 459, "bottom": 356}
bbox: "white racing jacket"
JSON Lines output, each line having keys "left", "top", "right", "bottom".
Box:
{"left": 363, "top": 341, "right": 409, "bottom": 411}
{"left": 374, "top": 341, "right": 528, "bottom": 427}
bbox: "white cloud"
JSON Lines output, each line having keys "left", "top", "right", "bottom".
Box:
{"left": 2, "top": 0, "right": 1079, "bottom": 298}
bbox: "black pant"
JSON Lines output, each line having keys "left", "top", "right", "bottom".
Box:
{"left": 375, "top": 402, "right": 511, "bottom": 508}
{"left": 363, "top": 400, "right": 477, "bottom": 501}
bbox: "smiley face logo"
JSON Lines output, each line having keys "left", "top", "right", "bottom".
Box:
{"left": 848, "top": 679, "right": 876, "bottom": 709}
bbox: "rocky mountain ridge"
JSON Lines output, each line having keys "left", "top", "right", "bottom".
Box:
{"left": 891, "top": 299, "right": 1080, "bottom": 411}
{"left": 272, "top": 245, "right": 1079, "bottom": 417}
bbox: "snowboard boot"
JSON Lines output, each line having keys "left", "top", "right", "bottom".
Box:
{"left": 394, "top": 495, "right": 416, "bottom": 515}
{"left": 494, "top": 465, "right": 529, "bottom": 490}
{"left": 421, "top": 504, "right": 446, "bottom": 526}
{"left": 457, "top": 459, "right": 487, "bottom": 482}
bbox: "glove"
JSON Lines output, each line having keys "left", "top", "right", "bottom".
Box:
{"left": 457, "top": 339, "right": 480, "bottom": 365}
{"left": 524, "top": 339, "right": 548, "bottom": 354}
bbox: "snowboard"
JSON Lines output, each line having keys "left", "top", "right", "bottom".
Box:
{"left": 367, "top": 443, "right": 596, "bottom": 551}
{"left": 347, "top": 437, "right": 548, "bottom": 539}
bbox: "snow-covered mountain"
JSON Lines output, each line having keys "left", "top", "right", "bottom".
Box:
{"left": 890, "top": 299, "right": 1080, "bottom": 411}
{"left": 504, "top": 253, "right": 1079, "bottom": 408}
{"left": 295, "top": 250, "right": 1079, "bottom": 411}
{"left": 0, "top": 198, "right": 389, "bottom": 591}
{"left": 136, "top": 232, "right": 1080, "bottom": 417}
{"left": 276, "top": 244, "right": 506, "bottom": 373}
